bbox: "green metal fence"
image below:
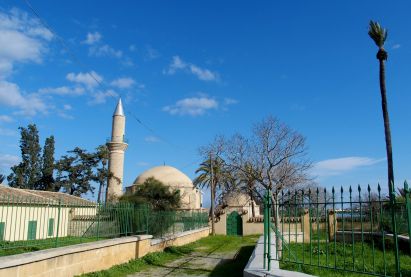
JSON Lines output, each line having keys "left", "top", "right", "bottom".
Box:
{"left": 0, "top": 193, "right": 208, "bottom": 256}
{"left": 263, "top": 181, "right": 411, "bottom": 277}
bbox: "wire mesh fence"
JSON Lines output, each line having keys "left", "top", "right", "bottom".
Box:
{"left": 0, "top": 191, "right": 208, "bottom": 256}
{"left": 262, "top": 181, "right": 411, "bottom": 277}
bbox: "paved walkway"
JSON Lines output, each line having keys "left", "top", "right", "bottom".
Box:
{"left": 128, "top": 250, "right": 240, "bottom": 277}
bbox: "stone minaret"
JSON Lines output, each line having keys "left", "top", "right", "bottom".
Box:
{"left": 106, "top": 98, "right": 128, "bottom": 201}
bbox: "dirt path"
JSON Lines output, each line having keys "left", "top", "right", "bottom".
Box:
{"left": 128, "top": 248, "right": 245, "bottom": 277}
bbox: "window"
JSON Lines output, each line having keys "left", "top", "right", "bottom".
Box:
{"left": 27, "top": 221, "right": 37, "bottom": 240}
{"left": 0, "top": 222, "right": 5, "bottom": 241}
{"left": 48, "top": 218, "right": 54, "bottom": 236}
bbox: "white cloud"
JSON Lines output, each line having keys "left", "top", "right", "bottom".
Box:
{"left": 392, "top": 44, "right": 401, "bottom": 50}
{"left": 83, "top": 32, "right": 101, "bottom": 45}
{"left": 137, "top": 161, "right": 150, "bottom": 167}
{"left": 0, "top": 115, "right": 13, "bottom": 123}
{"left": 110, "top": 77, "right": 135, "bottom": 89}
{"left": 129, "top": 44, "right": 137, "bottom": 52}
{"left": 89, "top": 44, "right": 122, "bottom": 58}
{"left": 312, "top": 156, "right": 385, "bottom": 177}
{"left": 0, "top": 8, "right": 53, "bottom": 77}
{"left": 0, "top": 153, "right": 19, "bottom": 171}
{"left": 144, "top": 45, "right": 160, "bottom": 60}
{"left": 224, "top": 98, "right": 238, "bottom": 105}
{"left": 89, "top": 89, "right": 118, "bottom": 105}
{"left": 163, "top": 97, "right": 218, "bottom": 116}
{"left": 38, "top": 86, "right": 85, "bottom": 96}
{"left": 0, "top": 81, "right": 46, "bottom": 116}
{"left": 145, "top": 136, "right": 160, "bottom": 143}
{"left": 63, "top": 104, "right": 72, "bottom": 110}
{"left": 66, "top": 71, "right": 103, "bottom": 90}
{"left": 164, "top": 56, "right": 219, "bottom": 81}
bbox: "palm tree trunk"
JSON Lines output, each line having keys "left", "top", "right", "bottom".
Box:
{"left": 379, "top": 57, "right": 395, "bottom": 193}
{"left": 211, "top": 182, "right": 215, "bottom": 235}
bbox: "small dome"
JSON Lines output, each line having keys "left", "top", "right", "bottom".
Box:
{"left": 223, "top": 191, "right": 250, "bottom": 207}
{"left": 133, "top": 165, "right": 193, "bottom": 188}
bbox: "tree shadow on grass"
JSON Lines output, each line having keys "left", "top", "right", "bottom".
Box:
{"left": 209, "top": 245, "right": 255, "bottom": 277}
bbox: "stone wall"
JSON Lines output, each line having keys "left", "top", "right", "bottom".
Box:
{"left": 0, "top": 227, "right": 210, "bottom": 277}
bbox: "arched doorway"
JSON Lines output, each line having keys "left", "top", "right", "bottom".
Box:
{"left": 226, "top": 211, "right": 243, "bottom": 236}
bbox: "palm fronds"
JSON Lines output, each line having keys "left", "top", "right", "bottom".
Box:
{"left": 368, "top": 20, "right": 388, "bottom": 48}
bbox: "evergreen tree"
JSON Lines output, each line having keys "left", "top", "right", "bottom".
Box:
{"left": 8, "top": 124, "right": 42, "bottom": 189}
{"left": 55, "top": 147, "right": 98, "bottom": 196}
{"left": 41, "top": 136, "right": 56, "bottom": 191}
{"left": 0, "top": 174, "right": 5, "bottom": 183}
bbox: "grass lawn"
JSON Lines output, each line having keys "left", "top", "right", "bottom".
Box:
{"left": 0, "top": 237, "right": 101, "bottom": 257}
{"left": 280, "top": 241, "right": 411, "bottom": 277}
{"left": 79, "top": 235, "right": 260, "bottom": 277}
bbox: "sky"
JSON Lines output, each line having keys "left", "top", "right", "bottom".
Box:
{"left": 1, "top": 0, "right": 411, "bottom": 206}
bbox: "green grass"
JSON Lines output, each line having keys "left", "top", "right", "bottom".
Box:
{"left": 79, "top": 235, "right": 260, "bottom": 277}
{"left": 0, "top": 237, "right": 101, "bottom": 257}
{"left": 279, "top": 240, "right": 411, "bottom": 277}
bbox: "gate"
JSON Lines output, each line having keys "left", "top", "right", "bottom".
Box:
{"left": 227, "top": 211, "right": 243, "bottom": 236}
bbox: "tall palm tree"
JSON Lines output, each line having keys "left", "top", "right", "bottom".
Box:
{"left": 193, "top": 155, "right": 227, "bottom": 235}
{"left": 368, "top": 21, "right": 394, "bottom": 195}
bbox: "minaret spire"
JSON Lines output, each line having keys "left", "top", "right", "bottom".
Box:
{"left": 106, "top": 98, "right": 128, "bottom": 202}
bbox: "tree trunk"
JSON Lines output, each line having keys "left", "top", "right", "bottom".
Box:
{"left": 210, "top": 153, "right": 215, "bottom": 235}
{"left": 250, "top": 189, "right": 255, "bottom": 218}
{"left": 378, "top": 56, "right": 395, "bottom": 193}
{"left": 211, "top": 181, "right": 215, "bottom": 235}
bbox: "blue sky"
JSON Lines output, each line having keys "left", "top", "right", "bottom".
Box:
{"left": 1, "top": 1, "right": 411, "bottom": 205}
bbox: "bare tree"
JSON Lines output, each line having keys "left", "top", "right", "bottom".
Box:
{"left": 220, "top": 116, "right": 312, "bottom": 251}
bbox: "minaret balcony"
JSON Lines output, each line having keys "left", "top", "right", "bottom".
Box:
{"left": 106, "top": 136, "right": 129, "bottom": 144}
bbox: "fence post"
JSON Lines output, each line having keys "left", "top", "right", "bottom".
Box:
{"left": 96, "top": 203, "right": 101, "bottom": 239}
{"left": 267, "top": 189, "right": 271, "bottom": 271}
{"left": 390, "top": 181, "right": 401, "bottom": 277}
{"left": 55, "top": 199, "right": 61, "bottom": 247}
{"left": 405, "top": 181, "right": 411, "bottom": 255}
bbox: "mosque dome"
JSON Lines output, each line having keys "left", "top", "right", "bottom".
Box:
{"left": 133, "top": 165, "right": 194, "bottom": 188}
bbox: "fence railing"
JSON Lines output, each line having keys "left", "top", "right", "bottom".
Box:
{"left": 263, "top": 181, "right": 411, "bottom": 277}
{"left": 0, "top": 193, "right": 208, "bottom": 256}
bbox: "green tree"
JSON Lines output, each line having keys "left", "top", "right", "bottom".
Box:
{"left": 120, "top": 177, "right": 181, "bottom": 211}
{"left": 368, "top": 21, "right": 395, "bottom": 195}
{"left": 0, "top": 174, "right": 5, "bottom": 183}
{"left": 92, "top": 145, "right": 110, "bottom": 203}
{"left": 8, "top": 124, "right": 42, "bottom": 189}
{"left": 55, "top": 147, "right": 97, "bottom": 196}
{"left": 40, "top": 136, "right": 56, "bottom": 191}
{"left": 193, "top": 155, "right": 227, "bottom": 235}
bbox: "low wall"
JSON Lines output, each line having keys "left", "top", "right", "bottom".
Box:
{"left": 0, "top": 227, "right": 210, "bottom": 277}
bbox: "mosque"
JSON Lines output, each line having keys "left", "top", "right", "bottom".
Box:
{"left": 106, "top": 99, "right": 203, "bottom": 210}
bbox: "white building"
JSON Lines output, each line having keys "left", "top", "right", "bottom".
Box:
{"left": 0, "top": 185, "right": 97, "bottom": 241}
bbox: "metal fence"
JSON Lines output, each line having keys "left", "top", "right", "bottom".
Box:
{"left": 263, "top": 181, "right": 411, "bottom": 277}
{"left": 0, "top": 193, "right": 208, "bottom": 255}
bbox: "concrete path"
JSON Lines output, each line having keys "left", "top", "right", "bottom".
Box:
{"left": 127, "top": 250, "right": 239, "bottom": 277}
